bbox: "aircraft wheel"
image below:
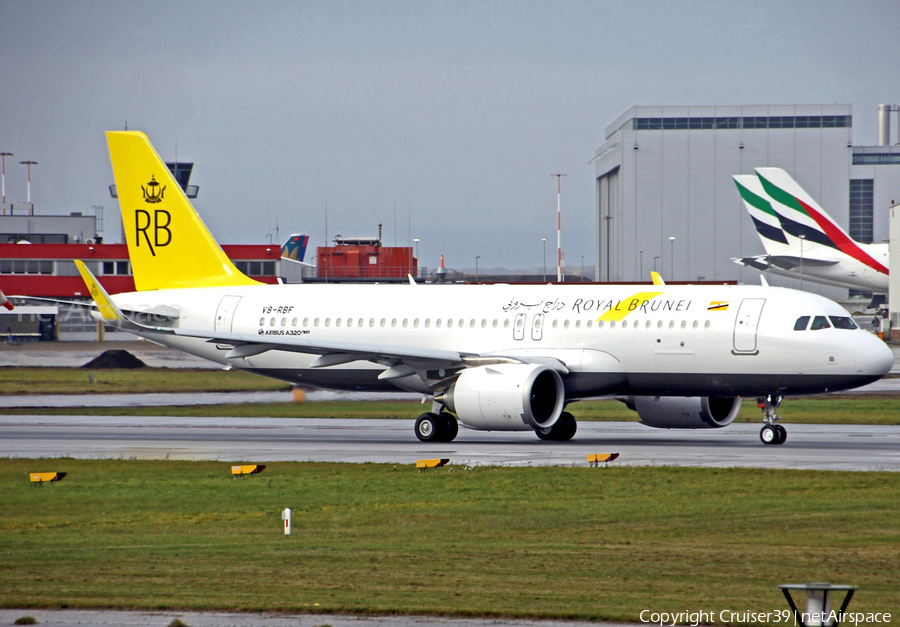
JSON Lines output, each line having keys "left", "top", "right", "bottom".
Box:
{"left": 535, "top": 412, "right": 577, "bottom": 442}
{"left": 760, "top": 424, "right": 778, "bottom": 445}
{"left": 415, "top": 413, "right": 441, "bottom": 442}
{"left": 557, "top": 412, "right": 577, "bottom": 441}
{"left": 774, "top": 424, "right": 787, "bottom": 445}
{"left": 438, "top": 412, "right": 458, "bottom": 442}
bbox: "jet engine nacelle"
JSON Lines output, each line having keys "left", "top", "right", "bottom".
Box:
{"left": 438, "top": 363, "right": 564, "bottom": 431}
{"left": 625, "top": 396, "right": 740, "bottom": 429}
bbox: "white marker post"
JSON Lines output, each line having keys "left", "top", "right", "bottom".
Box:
{"left": 281, "top": 508, "right": 292, "bottom": 535}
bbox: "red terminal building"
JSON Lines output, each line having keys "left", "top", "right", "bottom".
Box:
{"left": 0, "top": 242, "right": 279, "bottom": 298}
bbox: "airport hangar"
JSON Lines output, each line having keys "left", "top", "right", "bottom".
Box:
{"left": 590, "top": 103, "right": 900, "bottom": 302}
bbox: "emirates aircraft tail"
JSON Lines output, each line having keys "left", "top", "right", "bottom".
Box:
{"left": 733, "top": 168, "right": 889, "bottom": 292}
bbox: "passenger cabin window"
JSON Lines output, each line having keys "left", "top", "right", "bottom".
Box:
{"left": 810, "top": 316, "right": 831, "bottom": 331}
{"left": 794, "top": 316, "right": 810, "bottom": 331}
{"left": 829, "top": 316, "right": 857, "bottom": 329}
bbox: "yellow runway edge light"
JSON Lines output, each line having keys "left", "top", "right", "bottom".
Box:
{"left": 416, "top": 458, "right": 449, "bottom": 472}
{"left": 587, "top": 453, "right": 620, "bottom": 467}
{"left": 30, "top": 472, "right": 67, "bottom": 485}
{"left": 231, "top": 464, "right": 266, "bottom": 477}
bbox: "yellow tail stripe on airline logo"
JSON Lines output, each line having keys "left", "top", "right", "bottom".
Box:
{"left": 597, "top": 292, "right": 664, "bottom": 322}
{"left": 707, "top": 301, "right": 729, "bottom": 311}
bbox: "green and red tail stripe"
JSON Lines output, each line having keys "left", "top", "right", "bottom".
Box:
{"left": 758, "top": 175, "right": 888, "bottom": 276}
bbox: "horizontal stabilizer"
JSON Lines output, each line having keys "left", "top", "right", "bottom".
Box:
{"left": 734, "top": 255, "right": 839, "bottom": 271}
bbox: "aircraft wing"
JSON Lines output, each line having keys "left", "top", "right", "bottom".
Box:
{"left": 170, "top": 326, "right": 573, "bottom": 388}
{"left": 172, "top": 327, "right": 466, "bottom": 365}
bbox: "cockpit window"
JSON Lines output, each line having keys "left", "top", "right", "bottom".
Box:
{"left": 793, "top": 316, "right": 810, "bottom": 331}
{"left": 810, "top": 315, "right": 831, "bottom": 331}
{"left": 829, "top": 316, "right": 858, "bottom": 330}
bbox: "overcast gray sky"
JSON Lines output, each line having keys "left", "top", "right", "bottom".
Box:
{"left": 1, "top": 0, "right": 898, "bottom": 273}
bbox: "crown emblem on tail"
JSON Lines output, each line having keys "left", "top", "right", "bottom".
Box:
{"left": 142, "top": 175, "right": 165, "bottom": 204}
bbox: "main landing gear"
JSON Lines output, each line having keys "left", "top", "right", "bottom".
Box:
{"left": 414, "top": 411, "right": 459, "bottom": 442}
{"left": 536, "top": 411, "right": 577, "bottom": 441}
{"left": 757, "top": 394, "right": 787, "bottom": 445}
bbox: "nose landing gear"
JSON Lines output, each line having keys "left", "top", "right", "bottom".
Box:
{"left": 757, "top": 394, "right": 787, "bottom": 445}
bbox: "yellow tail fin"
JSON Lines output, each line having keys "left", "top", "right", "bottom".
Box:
{"left": 106, "top": 131, "right": 261, "bottom": 291}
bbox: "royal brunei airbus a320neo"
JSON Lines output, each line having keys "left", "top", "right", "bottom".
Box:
{"left": 29, "top": 132, "right": 894, "bottom": 446}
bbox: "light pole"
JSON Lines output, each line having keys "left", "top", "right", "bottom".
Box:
{"left": 475, "top": 255, "right": 481, "bottom": 283}
{"left": 653, "top": 255, "right": 660, "bottom": 273}
{"left": 551, "top": 173, "right": 566, "bottom": 282}
{"left": 0, "top": 152, "right": 12, "bottom": 205}
{"left": 20, "top": 160, "right": 38, "bottom": 205}
{"left": 639, "top": 250, "right": 643, "bottom": 281}
{"left": 541, "top": 238, "right": 547, "bottom": 282}
{"left": 668, "top": 236, "right": 676, "bottom": 280}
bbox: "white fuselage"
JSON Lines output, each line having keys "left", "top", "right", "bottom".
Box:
{"left": 107, "top": 282, "right": 893, "bottom": 399}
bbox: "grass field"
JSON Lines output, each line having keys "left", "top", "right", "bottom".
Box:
{"left": 1, "top": 459, "right": 897, "bottom": 623}
{"left": 0, "top": 367, "right": 291, "bottom": 396}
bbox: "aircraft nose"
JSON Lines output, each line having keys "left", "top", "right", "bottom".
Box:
{"left": 856, "top": 333, "right": 895, "bottom": 377}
